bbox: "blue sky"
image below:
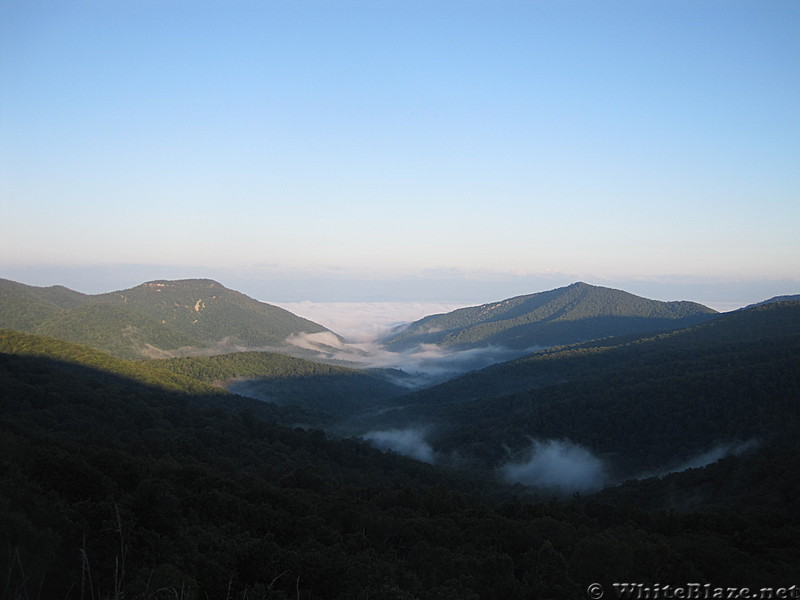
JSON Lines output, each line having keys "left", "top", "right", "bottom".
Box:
{"left": 1, "top": 0, "right": 798, "bottom": 306}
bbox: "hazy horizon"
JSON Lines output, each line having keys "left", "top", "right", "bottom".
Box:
{"left": 2, "top": 265, "right": 796, "bottom": 336}
{"left": 2, "top": 1, "right": 798, "bottom": 305}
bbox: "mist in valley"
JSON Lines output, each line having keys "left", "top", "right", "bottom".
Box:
{"left": 277, "top": 300, "right": 535, "bottom": 388}
{"left": 499, "top": 439, "right": 609, "bottom": 494}
{"left": 636, "top": 439, "right": 762, "bottom": 480}
{"left": 225, "top": 302, "right": 771, "bottom": 496}
{"left": 362, "top": 428, "right": 436, "bottom": 464}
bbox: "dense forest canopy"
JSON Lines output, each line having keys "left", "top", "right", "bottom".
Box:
{"left": 368, "top": 301, "right": 800, "bottom": 483}
{"left": 3, "top": 341, "right": 800, "bottom": 598}
{"left": 1, "top": 281, "right": 799, "bottom": 598}
{"left": 0, "top": 278, "right": 335, "bottom": 359}
{"left": 383, "top": 282, "right": 717, "bottom": 351}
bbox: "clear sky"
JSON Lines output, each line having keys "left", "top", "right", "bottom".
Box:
{"left": 1, "top": 0, "right": 798, "bottom": 306}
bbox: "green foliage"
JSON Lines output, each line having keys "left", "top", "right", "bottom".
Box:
{"left": 35, "top": 303, "right": 205, "bottom": 359}
{"left": 385, "top": 282, "right": 717, "bottom": 350}
{"left": 2, "top": 303, "right": 800, "bottom": 598}
{"left": 0, "top": 329, "right": 220, "bottom": 395}
{"left": 2, "top": 284, "right": 800, "bottom": 598}
{"left": 2, "top": 348, "right": 800, "bottom": 599}
{"left": 595, "top": 441, "right": 800, "bottom": 514}
{"left": 384, "top": 301, "right": 800, "bottom": 476}
{"left": 148, "top": 351, "right": 406, "bottom": 415}
{"left": 92, "top": 279, "right": 332, "bottom": 348}
{"left": 0, "top": 277, "right": 335, "bottom": 359}
{"left": 148, "top": 350, "right": 373, "bottom": 384}
{"left": 0, "top": 278, "right": 87, "bottom": 331}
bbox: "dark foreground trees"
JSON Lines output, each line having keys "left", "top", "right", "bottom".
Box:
{"left": 3, "top": 349, "right": 800, "bottom": 599}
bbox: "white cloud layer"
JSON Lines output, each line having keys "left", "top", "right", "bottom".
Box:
{"left": 501, "top": 439, "right": 608, "bottom": 494}
{"left": 278, "top": 301, "right": 533, "bottom": 385}
{"left": 274, "top": 301, "right": 466, "bottom": 342}
{"left": 362, "top": 428, "right": 435, "bottom": 463}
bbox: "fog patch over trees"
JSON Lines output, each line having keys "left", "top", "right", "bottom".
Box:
{"left": 362, "top": 428, "right": 436, "bottom": 464}
{"left": 500, "top": 439, "right": 608, "bottom": 494}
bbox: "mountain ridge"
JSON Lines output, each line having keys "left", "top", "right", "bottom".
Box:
{"left": 0, "top": 277, "right": 336, "bottom": 359}
{"left": 383, "top": 281, "right": 717, "bottom": 351}
{"left": 744, "top": 293, "right": 800, "bottom": 309}
{"left": 8, "top": 343, "right": 799, "bottom": 598}
{"left": 368, "top": 300, "right": 800, "bottom": 481}
{"left": 2, "top": 292, "right": 800, "bottom": 597}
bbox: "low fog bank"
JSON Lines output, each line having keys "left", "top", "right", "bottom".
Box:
{"left": 279, "top": 302, "right": 536, "bottom": 388}
{"left": 236, "top": 303, "right": 769, "bottom": 495}
{"left": 284, "top": 331, "right": 354, "bottom": 354}
{"left": 283, "top": 330, "right": 535, "bottom": 388}
{"left": 341, "top": 341, "right": 533, "bottom": 388}
{"left": 359, "top": 431, "right": 609, "bottom": 495}
{"left": 226, "top": 379, "right": 275, "bottom": 403}
{"left": 362, "top": 428, "right": 436, "bottom": 464}
{"left": 672, "top": 439, "right": 761, "bottom": 472}
{"left": 274, "top": 301, "right": 467, "bottom": 343}
{"left": 352, "top": 429, "right": 766, "bottom": 498}
{"left": 637, "top": 439, "right": 761, "bottom": 480}
{"left": 500, "top": 439, "right": 609, "bottom": 494}
{"left": 494, "top": 438, "right": 762, "bottom": 495}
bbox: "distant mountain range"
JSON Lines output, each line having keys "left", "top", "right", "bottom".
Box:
{"left": 0, "top": 278, "right": 336, "bottom": 359}
{"left": 1, "top": 278, "right": 725, "bottom": 367}
{"left": 745, "top": 293, "right": 800, "bottom": 309}
{"left": 382, "top": 281, "right": 718, "bottom": 351}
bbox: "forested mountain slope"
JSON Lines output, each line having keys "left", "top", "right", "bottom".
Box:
{"left": 0, "top": 329, "right": 219, "bottom": 395}
{"left": 375, "top": 301, "right": 800, "bottom": 480}
{"left": 146, "top": 351, "right": 407, "bottom": 417}
{"left": 0, "top": 278, "right": 89, "bottom": 330}
{"left": 0, "top": 329, "right": 406, "bottom": 427}
{"left": 379, "top": 298, "right": 797, "bottom": 408}
{"left": 3, "top": 334, "right": 800, "bottom": 598}
{"left": 382, "top": 282, "right": 717, "bottom": 351}
{"left": 593, "top": 440, "right": 800, "bottom": 513}
{"left": 0, "top": 278, "right": 335, "bottom": 359}
{"left": 746, "top": 293, "right": 800, "bottom": 308}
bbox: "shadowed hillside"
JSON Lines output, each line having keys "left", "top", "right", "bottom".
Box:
{"left": 3, "top": 332, "right": 800, "bottom": 598}
{"left": 367, "top": 301, "right": 800, "bottom": 485}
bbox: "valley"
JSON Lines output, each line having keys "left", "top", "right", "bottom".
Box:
{"left": 1, "top": 277, "right": 799, "bottom": 599}
{"left": 5, "top": 2, "right": 797, "bottom": 597}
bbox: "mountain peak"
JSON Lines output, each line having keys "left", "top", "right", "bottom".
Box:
{"left": 0, "top": 277, "right": 334, "bottom": 359}
{"left": 383, "top": 283, "right": 717, "bottom": 351}
{"left": 138, "top": 278, "right": 224, "bottom": 290}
